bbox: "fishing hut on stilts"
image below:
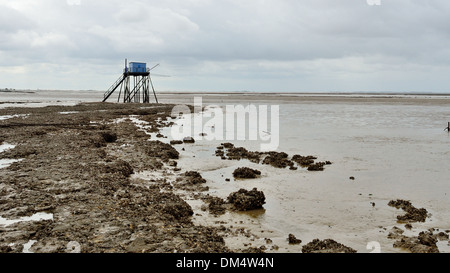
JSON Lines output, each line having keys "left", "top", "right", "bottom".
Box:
{"left": 103, "top": 59, "right": 159, "bottom": 103}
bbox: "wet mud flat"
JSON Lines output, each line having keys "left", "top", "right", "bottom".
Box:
{"left": 0, "top": 102, "right": 232, "bottom": 253}
{"left": 1, "top": 102, "right": 449, "bottom": 253}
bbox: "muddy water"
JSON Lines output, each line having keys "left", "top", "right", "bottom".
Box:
{"left": 160, "top": 96, "right": 450, "bottom": 253}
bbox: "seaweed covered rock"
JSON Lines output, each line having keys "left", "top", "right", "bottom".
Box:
{"left": 184, "top": 171, "right": 207, "bottom": 185}
{"left": 183, "top": 137, "right": 195, "bottom": 143}
{"left": 174, "top": 171, "right": 209, "bottom": 192}
{"left": 262, "top": 152, "right": 294, "bottom": 169}
{"left": 156, "top": 192, "right": 194, "bottom": 221}
{"left": 302, "top": 239, "right": 357, "bottom": 253}
{"left": 222, "top": 142, "right": 235, "bottom": 149}
{"left": 144, "top": 140, "right": 180, "bottom": 162}
{"left": 307, "top": 162, "right": 326, "bottom": 171}
{"left": 388, "top": 199, "right": 428, "bottom": 222}
{"left": 227, "top": 188, "right": 265, "bottom": 211}
{"left": 292, "top": 155, "right": 317, "bottom": 166}
{"left": 207, "top": 196, "right": 227, "bottom": 215}
{"left": 389, "top": 227, "right": 441, "bottom": 253}
{"left": 103, "top": 159, "right": 134, "bottom": 177}
{"left": 226, "top": 147, "right": 261, "bottom": 163}
{"left": 233, "top": 167, "right": 261, "bottom": 179}
{"left": 288, "top": 234, "right": 302, "bottom": 245}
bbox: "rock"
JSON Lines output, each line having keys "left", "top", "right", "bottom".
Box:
{"left": 302, "top": 239, "right": 357, "bottom": 253}
{"left": 388, "top": 199, "right": 428, "bottom": 222}
{"left": 215, "top": 149, "right": 225, "bottom": 157}
{"left": 227, "top": 188, "right": 266, "bottom": 211}
{"left": 226, "top": 147, "right": 261, "bottom": 163}
{"left": 157, "top": 193, "right": 194, "bottom": 220}
{"left": 207, "top": 197, "right": 227, "bottom": 215}
{"left": 103, "top": 159, "right": 134, "bottom": 177}
{"left": 221, "top": 143, "right": 235, "bottom": 149}
{"left": 184, "top": 171, "right": 207, "bottom": 185}
{"left": 144, "top": 140, "right": 180, "bottom": 162}
{"left": 418, "top": 231, "right": 437, "bottom": 246}
{"left": 262, "top": 152, "right": 294, "bottom": 169}
{"left": 168, "top": 160, "right": 177, "bottom": 167}
{"left": 183, "top": 137, "right": 195, "bottom": 143}
{"left": 307, "top": 162, "right": 326, "bottom": 171}
{"left": 392, "top": 231, "right": 440, "bottom": 253}
{"left": 291, "top": 155, "right": 316, "bottom": 166}
{"left": 232, "top": 167, "right": 261, "bottom": 179}
{"left": 288, "top": 234, "right": 302, "bottom": 244}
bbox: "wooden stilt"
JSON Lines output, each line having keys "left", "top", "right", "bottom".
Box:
{"left": 445, "top": 122, "right": 450, "bottom": 132}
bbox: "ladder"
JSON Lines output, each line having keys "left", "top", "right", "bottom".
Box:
{"left": 102, "top": 74, "right": 126, "bottom": 102}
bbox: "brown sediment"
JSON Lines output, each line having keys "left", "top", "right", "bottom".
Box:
{"left": 183, "top": 136, "right": 195, "bottom": 143}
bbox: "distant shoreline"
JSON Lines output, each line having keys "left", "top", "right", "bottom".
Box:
{"left": 0, "top": 90, "right": 35, "bottom": 94}
{"left": 2, "top": 89, "right": 450, "bottom": 97}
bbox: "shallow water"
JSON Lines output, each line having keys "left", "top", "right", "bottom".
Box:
{"left": 162, "top": 95, "right": 450, "bottom": 253}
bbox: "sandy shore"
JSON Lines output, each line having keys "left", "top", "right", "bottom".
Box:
{"left": 1, "top": 99, "right": 449, "bottom": 253}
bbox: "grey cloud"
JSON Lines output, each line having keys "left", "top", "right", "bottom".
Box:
{"left": 1, "top": 0, "right": 450, "bottom": 92}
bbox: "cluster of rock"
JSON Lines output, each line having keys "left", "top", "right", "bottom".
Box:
{"left": 202, "top": 188, "right": 266, "bottom": 215}
{"left": 387, "top": 199, "right": 449, "bottom": 253}
{"left": 232, "top": 167, "right": 261, "bottom": 179}
{"left": 388, "top": 199, "right": 428, "bottom": 223}
{"left": 301, "top": 239, "right": 357, "bottom": 253}
{"left": 388, "top": 226, "right": 449, "bottom": 253}
{"left": 215, "top": 143, "right": 332, "bottom": 171}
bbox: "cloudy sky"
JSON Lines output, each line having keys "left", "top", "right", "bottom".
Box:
{"left": 1, "top": 0, "right": 450, "bottom": 93}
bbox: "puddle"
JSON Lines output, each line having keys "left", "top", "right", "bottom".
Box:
{"left": 0, "top": 143, "right": 23, "bottom": 169}
{"left": 0, "top": 143, "right": 15, "bottom": 152}
{"left": 0, "top": 114, "right": 28, "bottom": 121}
{"left": 0, "top": 158, "right": 23, "bottom": 169}
{"left": 22, "top": 240, "right": 37, "bottom": 253}
{"left": 0, "top": 212, "right": 54, "bottom": 227}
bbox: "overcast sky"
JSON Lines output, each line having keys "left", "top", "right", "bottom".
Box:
{"left": 1, "top": 0, "right": 450, "bottom": 93}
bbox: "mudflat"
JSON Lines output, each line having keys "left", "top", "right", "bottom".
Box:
{"left": 0, "top": 102, "right": 232, "bottom": 253}
{"left": 1, "top": 99, "right": 449, "bottom": 253}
